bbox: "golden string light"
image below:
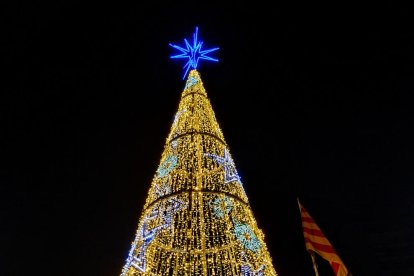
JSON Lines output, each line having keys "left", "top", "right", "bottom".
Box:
{"left": 121, "top": 70, "right": 277, "bottom": 275}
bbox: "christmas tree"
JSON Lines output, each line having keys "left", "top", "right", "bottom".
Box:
{"left": 121, "top": 28, "right": 277, "bottom": 275}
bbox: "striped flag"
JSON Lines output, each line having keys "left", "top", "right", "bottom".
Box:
{"left": 298, "top": 199, "right": 350, "bottom": 276}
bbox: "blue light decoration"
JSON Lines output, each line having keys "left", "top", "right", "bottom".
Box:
{"left": 184, "top": 75, "right": 199, "bottom": 89}
{"left": 122, "top": 197, "right": 187, "bottom": 274}
{"left": 132, "top": 210, "right": 163, "bottom": 272}
{"left": 233, "top": 219, "right": 262, "bottom": 253}
{"left": 211, "top": 196, "right": 233, "bottom": 218}
{"left": 205, "top": 148, "right": 241, "bottom": 183}
{"left": 241, "top": 252, "right": 266, "bottom": 276}
{"left": 123, "top": 209, "right": 161, "bottom": 274}
{"left": 155, "top": 154, "right": 179, "bottom": 199}
{"left": 122, "top": 237, "right": 139, "bottom": 275}
{"left": 169, "top": 27, "right": 219, "bottom": 79}
{"left": 157, "top": 155, "right": 178, "bottom": 178}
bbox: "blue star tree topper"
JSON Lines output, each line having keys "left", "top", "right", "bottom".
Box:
{"left": 169, "top": 27, "right": 219, "bottom": 79}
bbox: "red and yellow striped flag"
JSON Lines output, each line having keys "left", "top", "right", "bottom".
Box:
{"left": 298, "top": 199, "right": 349, "bottom": 276}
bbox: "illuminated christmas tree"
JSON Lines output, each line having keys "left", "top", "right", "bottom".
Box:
{"left": 121, "top": 27, "right": 277, "bottom": 275}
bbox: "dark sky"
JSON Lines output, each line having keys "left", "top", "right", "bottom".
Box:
{"left": 3, "top": 2, "right": 414, "bottom": 275}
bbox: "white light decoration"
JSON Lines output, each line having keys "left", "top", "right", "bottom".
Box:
{"left": 205, "top": 148, "right": 241, "bottom": 183}
{"left": 241, "top": 252, "right": 266, "bottom": 276}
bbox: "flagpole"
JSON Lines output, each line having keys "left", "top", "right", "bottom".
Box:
{"left": 296, "top": 197, "right": 301, "bottom": 210}
{"left": 310, "top": 251, "right": 320, "bottom": 276}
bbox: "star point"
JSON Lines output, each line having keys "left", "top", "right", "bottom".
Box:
{"left": 169, "top": 27, "right": 219, "bottom": 79}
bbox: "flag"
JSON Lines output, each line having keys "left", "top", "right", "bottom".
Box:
{"left": 298, "top": 199, "right": 350, "bottom": 276}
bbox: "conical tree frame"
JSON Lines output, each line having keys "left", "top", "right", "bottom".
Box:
{"left": 121, "top": 70, "right": 277, "bottom": 275}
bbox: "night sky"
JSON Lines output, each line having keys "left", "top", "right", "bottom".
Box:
{"left": 3, "top": 2, "right": 414, "bottom": 275}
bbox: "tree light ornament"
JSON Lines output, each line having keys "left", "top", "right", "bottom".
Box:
{"left": 205, "top": 148, "right": 241, "bottom": 183}
{"left": 233, "top": 219, "right": 263, "bottom": 253}
{"left": 185, "top": 76, "right": 199, "bottom": 89}
{"left": 157, "top": 154, "right": 178, "bottom": 178}
{"left": 211, "top": 195, "right": 233, "bottom": 218}
{"left": 241, "top": 253, "right": 266, "bottom": 276}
